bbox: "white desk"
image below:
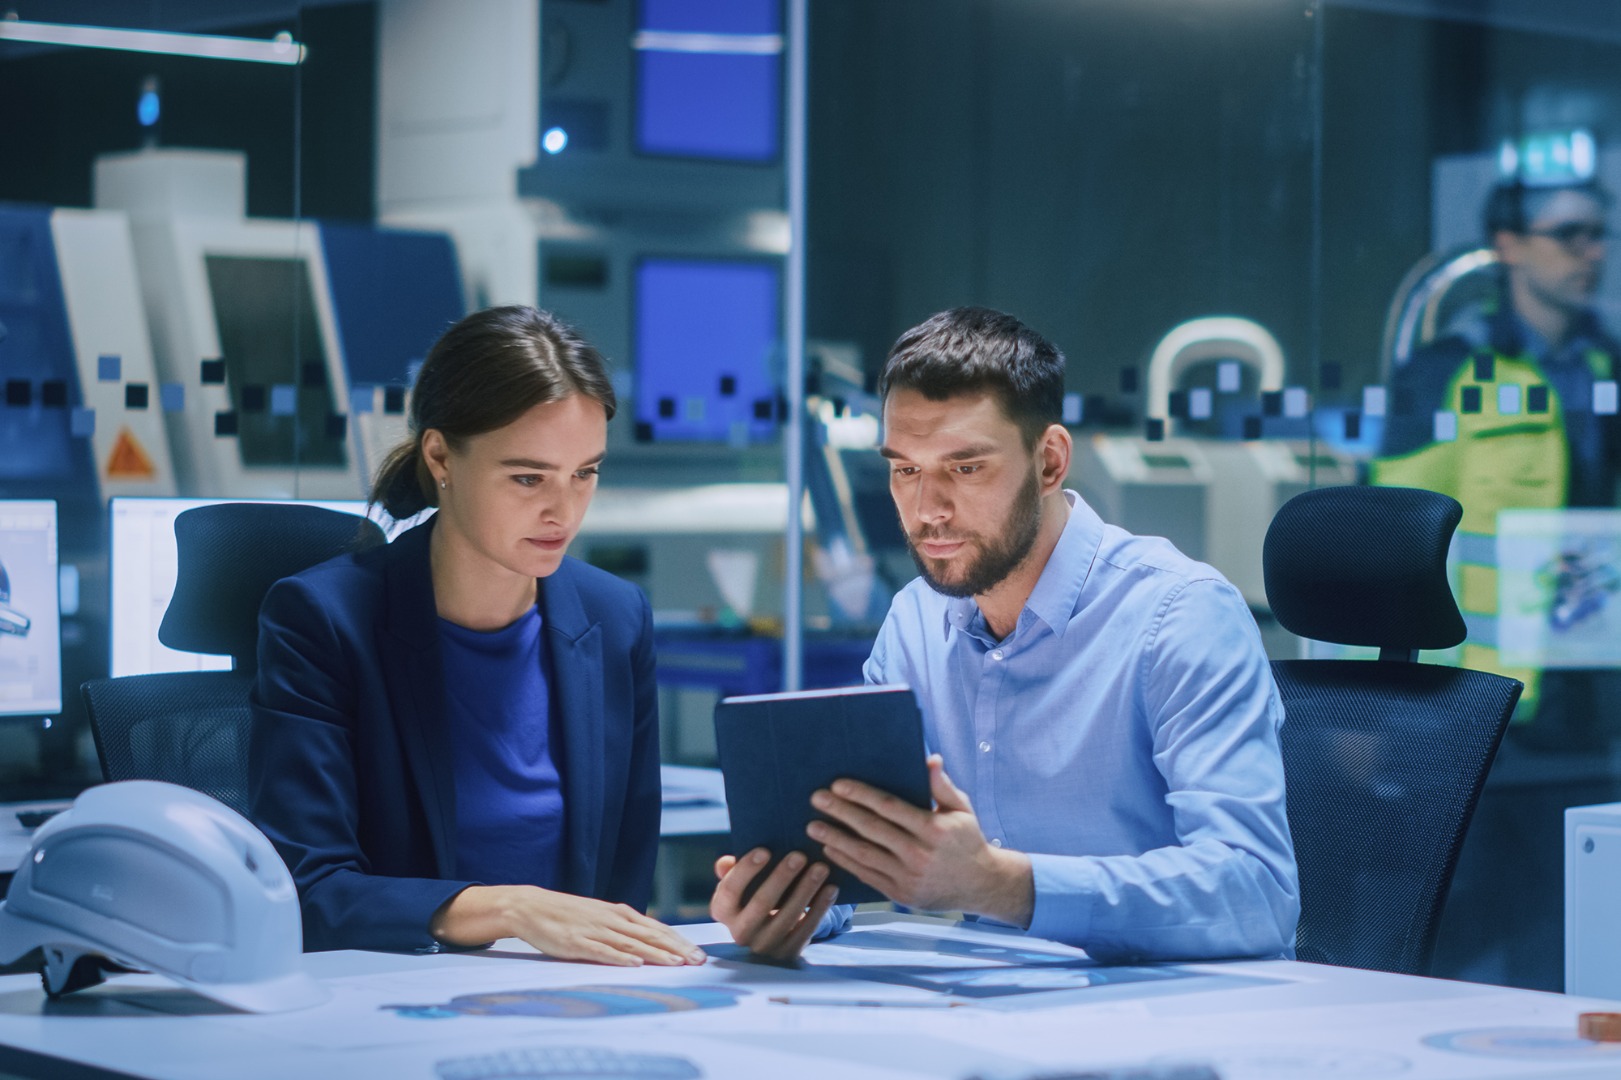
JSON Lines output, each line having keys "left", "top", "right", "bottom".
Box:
{"left": 659, "top": 764, "right": 730, "bottom": 838}
{"left": 0, "top": 913, "right": 1616, "bottom": 1080}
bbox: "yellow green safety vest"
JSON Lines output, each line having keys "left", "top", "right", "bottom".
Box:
{"left": 1369, "top": 353, "right": 1572, "bottom": 718}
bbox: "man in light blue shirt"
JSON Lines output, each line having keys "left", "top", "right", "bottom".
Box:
{"left": 712, "top": 306, "right": 1299, "bottom": 962}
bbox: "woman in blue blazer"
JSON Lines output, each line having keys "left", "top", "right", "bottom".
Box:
{"left": 250, "top": 306, "right": 704, "bottom": 966}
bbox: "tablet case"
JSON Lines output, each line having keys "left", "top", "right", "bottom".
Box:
{"left": 713, "top": 684, "right": 929, "bottom": 906}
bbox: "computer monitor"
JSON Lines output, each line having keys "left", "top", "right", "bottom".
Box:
{"left": 634, "top": 0, "right": 782, "bottom": 163}
{"left": 632, "top": 255, "right": 781, "bottom": 443}
{"left": 108, "top": 497, "right": 421, "bottom": 677}
{"left": 0, "top": 501, "right": 61, "bottom": 717}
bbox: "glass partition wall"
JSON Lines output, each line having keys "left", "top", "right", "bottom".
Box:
{"left": 3, "top": 0, "right": 1618, "bottom": 985}
{"left": 0, "top": 4, "right": 371, "bottom": 792}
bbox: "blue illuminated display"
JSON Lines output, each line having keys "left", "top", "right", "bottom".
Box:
{"left": 634, "top": 257, "right": 780, "bottom": 443}
{"left": 635, "top": 0, "right": 781, "bottom": 163}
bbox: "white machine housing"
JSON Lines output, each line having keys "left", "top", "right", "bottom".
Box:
{"left": 48, "top": 209, "right": 177, "bottom": 497}
{"left": 94, "top": 149, "right": 409, "bottom": 499}
{"left": 1566, "top": 800, "right": 1621, "bottom": 1000}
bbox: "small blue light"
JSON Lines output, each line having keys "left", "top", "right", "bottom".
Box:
{"left": 137, "top": 90, "right": 160, "bottom": 128}
{"left": 542, "top": 126, "right": 569, "bottom": 155}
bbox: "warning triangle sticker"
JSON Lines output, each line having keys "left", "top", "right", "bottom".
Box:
{"left": 106, "top": 426, "right": 156, "bottom": 479}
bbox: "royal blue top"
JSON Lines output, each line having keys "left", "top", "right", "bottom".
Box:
{"left": 439, "top": 605, "right": 565, "bottom": 891}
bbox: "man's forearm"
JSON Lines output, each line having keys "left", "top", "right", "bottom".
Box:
{"left": 966, "top": 847, "right": 1035, "bottom": 928}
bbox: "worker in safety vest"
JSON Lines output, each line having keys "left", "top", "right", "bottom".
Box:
{"left": 1372, "top": 179, "right": 1621, "bottom": 747}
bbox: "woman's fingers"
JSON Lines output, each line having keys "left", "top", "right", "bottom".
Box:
{"left": 509, "top": 891, "right": 705, "bottom": 966}
{"left": 603, "top": 904, "right": 705, "bottom": 963}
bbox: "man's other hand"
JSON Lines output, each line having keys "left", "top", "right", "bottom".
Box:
{"left": 709, "top": 848, "right": 840, "bottom": 962}
{"left": 808, "top": 754, "right": 1034, "bottom": 926}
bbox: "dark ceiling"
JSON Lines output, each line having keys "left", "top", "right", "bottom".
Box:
{"left": 4, "top": 1, "right": 355, "bottom": 33}
{"left": 9, "top": 0, "right": 1621, "bottom": 42}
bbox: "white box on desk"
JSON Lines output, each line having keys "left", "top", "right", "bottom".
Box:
{"left": 1567, "top": 801, "right": 1621, "bottom": 1000}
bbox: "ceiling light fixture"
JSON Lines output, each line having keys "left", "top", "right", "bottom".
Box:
{"left": 0, "top": 16, "right": 306, "bottom": 65}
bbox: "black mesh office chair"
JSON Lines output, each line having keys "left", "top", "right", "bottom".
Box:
{"left": 1264, "top": 485, "right": 1522, "bottom": 977}
{"left": 83, "top": 503, "right": 385, "bottom": 815}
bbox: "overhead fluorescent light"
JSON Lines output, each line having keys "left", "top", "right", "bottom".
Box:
{"left": 0, "top": 18, "right": 307, "bottom": 65}
{"left": 632, "top": 30, "right": 783, "bottom": 56}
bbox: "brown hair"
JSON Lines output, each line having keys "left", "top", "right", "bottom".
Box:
{"left": 880, "top": 306, "right": 1064, "bottom": 449}
{"left": 369, "top": 306, "right": 616, "bottom": 519}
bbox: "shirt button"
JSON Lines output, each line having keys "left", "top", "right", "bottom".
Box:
{"left": 990, "top": 838, "right": 1003, "bottom": 848}
{"left": 991, "top": 649, "right": 1004, "bottom": 661}
{"left": 978, "top": 740, "right": 991, "bottom": 753}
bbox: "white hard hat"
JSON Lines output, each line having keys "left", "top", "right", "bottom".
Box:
{"left": 0, "top": 780, "right": 329, "bottom": 1013}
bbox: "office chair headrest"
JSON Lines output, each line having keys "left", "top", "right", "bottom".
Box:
{"left": 160, "top": 503, "right": 386, "bottom": 671}
{"left": 1263, "top": 485, "right": 1466, "bottom": 651}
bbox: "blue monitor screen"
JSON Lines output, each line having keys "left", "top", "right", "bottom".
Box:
{"left": 635, "top": 0, "right": 781, "bottom": 162}
{"left": 634, "top": 258, "right": 780, "bottom": 443}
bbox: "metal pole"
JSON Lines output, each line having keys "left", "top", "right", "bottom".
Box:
{"left": 783, "top": 0, "right": 808, "bottom": 691}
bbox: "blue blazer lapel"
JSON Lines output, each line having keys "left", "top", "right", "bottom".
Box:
{"left": 542, "top": 561, "right": 605, "bottom": 897}
{"left": 379, "top": 520, "right": 458, "bottom": 878}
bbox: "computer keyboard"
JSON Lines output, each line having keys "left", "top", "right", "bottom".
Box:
{"left": 435, "top": 1046, "right": 702, "bottom": 1080}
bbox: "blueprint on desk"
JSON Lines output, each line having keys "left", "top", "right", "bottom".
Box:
{"left": 709, "top": 927, "right": 1285, "bottom": 1008}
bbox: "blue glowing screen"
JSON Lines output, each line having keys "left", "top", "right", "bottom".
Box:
{"left": 636, "top": 0, "right": 781, "bottom": 162}
{"left": 634, "top": 257, "right": 780, "bottom": 443}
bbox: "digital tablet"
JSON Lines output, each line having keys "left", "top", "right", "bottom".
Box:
{"left": 712, "top": 683, "right": 930, "bottom": 906}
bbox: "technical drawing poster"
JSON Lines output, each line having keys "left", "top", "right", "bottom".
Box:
{"left": 0, "top": 502, "right": 59, "bottom": 715}
{"left": 1498, "top": 509, "right": 1621, "bottom": 668}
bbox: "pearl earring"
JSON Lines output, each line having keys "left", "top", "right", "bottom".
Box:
{"left": 439, "top": 479, "right": 447, "bottom": 490}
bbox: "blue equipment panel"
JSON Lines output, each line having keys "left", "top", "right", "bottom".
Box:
{"left": 633, "top": 256, "right": 780, "bottom": 443}
{"left": 654, "top": 630, "right": 871, "bottom": 697}
{"left": 0, "top": 207, "right": 90, "bottom": 488}
{"left": 319, "top": 223, "right": 466, "bottom": 389}
{"left": 635, "top": 0, "right": 782, "bottom": 163}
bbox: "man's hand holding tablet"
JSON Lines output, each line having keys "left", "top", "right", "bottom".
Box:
{"left": 708, "top": 684, "right": 1032, "bottom": 960}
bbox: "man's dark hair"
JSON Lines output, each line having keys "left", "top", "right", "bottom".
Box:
{"left": 879, "top": 306, "right": 1065, "bottom": 448}
{"left": 1483, "top": 180, "right": 1612, "bottom": 240}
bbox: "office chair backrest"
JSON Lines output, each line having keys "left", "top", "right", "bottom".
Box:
{"left": 85, "top": 503, "right": 387, "bottom": 815}
{"left": 160, "top": 502, "right": 385, "bottom": 674}
{"left": 1265, "top": 485, "right": 1521, "bottom": 976}
{"left": 83, "top": 672, "right": 256, "bottom": 815}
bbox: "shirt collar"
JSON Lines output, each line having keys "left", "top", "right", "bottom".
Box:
{"left": 943, "top": 489, "right": 1104, "bottom": 641}
{"left": 1494, "top": 307, "right": 1606, "bottom": 366}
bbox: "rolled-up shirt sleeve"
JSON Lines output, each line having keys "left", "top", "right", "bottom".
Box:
{"left": 1025, "top": 578, "right": 1298, "bottom": 960}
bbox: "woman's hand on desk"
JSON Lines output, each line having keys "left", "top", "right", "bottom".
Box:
{"left": 709, "top": 848, "right": 840, "bottom": 962}
{"left": 430, "top": 886, "right": 707, "bottom": 967}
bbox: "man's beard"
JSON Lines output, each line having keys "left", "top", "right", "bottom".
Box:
{"left": 905, "top": 467, "right": 1043, "bottom": 599}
